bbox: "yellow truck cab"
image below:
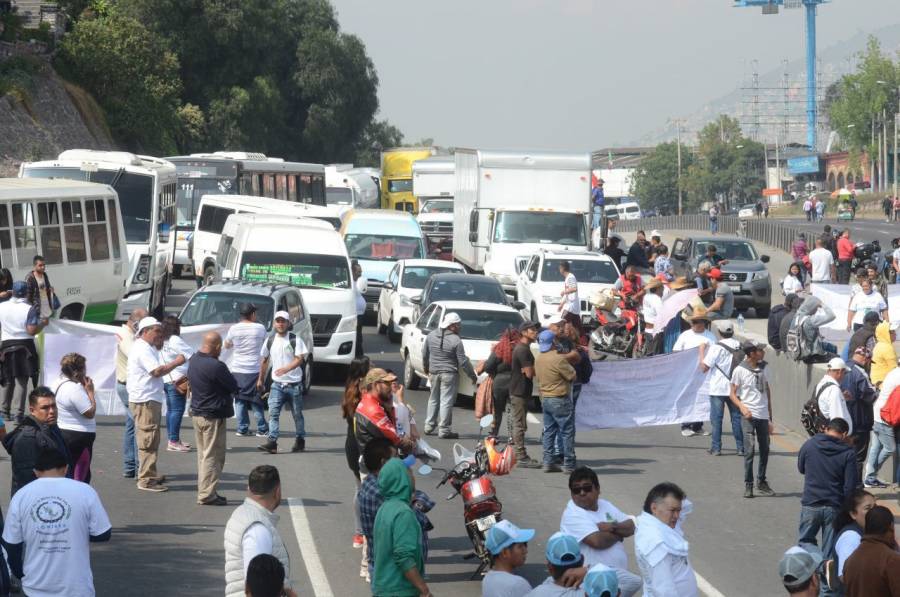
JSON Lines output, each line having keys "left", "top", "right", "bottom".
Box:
{"left": 381, "top": 147, "right": 435, "bottom": 212}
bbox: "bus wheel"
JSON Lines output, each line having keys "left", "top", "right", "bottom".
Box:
{"left": 59, "top": 304, "right": 84, "bottom": 320}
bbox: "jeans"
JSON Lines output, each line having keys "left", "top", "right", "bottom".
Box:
{"left": 542, "top": 396, "right": 575, "bottom": 469}
{"left": 1, "top": 376, "right": 27, "bottom": 420}
{"left": 709, "top": 218, "right": 718, "bottom": 234}
{"left": 424, "top": 372, "right": 459, "bottom": 435}
{"left": 267, "top": 382, "right": 305, "bottom": 440}
{"left": 864, "top": 421, "right": 897, "bottom": 480}
{"left": 592, "top": 205, "right": 602, "bottom": 230}
{"left": 709, "top": 395, "right": 744, "bottom": 453}
{"left": 234, "top": 399, "right": 268, "bottom": 435}
{"left": 798, "top": 504, "right": 838, "bottom": 559}
{"left": 850, "top": 430, "right": 870, "bottom": 487}
{"left": 116, "top": 382, "right": 137, "bottom": 475}
{"left": 556, "top": 385, "right": 582, "bottom": 457}
{"left": 164, "top": 383, "right": 186, "bottom": 443}
{"left": 741, "top": 417, "right": 770, "bottom": 485}
{"left": 837, "top": 260, "right": 852, "bottom": 285}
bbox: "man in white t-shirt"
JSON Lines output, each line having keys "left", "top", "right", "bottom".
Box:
{"left": 559, "top": 467, "right": 641, "bottom": 596}
{"left": 814, "top": 358, "right": 854, "bottom": 434}
{"left": 673, "top": 311, "right": 717, "bottom": 437}
{"left": 558, "top": 261, "right": 581, "bottom": 336}
{"left": 225, "top": 303, "right": 269, "bottom": 438}
{"left": 729, "top": 341, "right": 775, "bottom": 499}
{"left": 257, "top": 311, "right": 309, "bottom": 455}
{"left": 809, "top": 238, "right": 836, "bottom": 283}
{"left": 2, "top": 448, "right": 111, "bottom": 597}
{"left": 700, "top": 321, "right": 745, "bottom": 456}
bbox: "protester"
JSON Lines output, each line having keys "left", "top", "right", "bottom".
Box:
{"left": 792, "top": 295, "right": 838, "bottom": 363}
{"left": 777, "top": 294, "right": 805, "bottom": 353}
{"left": 820, "top": 225, "right": 837, "bottom": 259}
{"left": 803, "top": 198, "right": 813, "bottom": 221}
{"left": 352, "top": 260, "right": 367, "bottom": 358}
{"left": 778, "top": 545, "right": 822, "bottom": 596}
{"left": 694, "top": 263, "right": 715, "bottom": 307}
{"left": 2, "top": 387, "right": 71, "bottom": 495}
{"left": 768, "top": 294, "right": 798, "bottom": 352}
{"left": 653, "top": 245, "right": 674, "bottom": 282}
{"left": 863, "top": 365, "right": 900, "bottom": 488}
{"left": 809, "top": 238, "right": 836, "bottom": 284}
{"left": 388, "top": 372, "right": 419, "bottom": 442}
{"left": 705, "top": 269, "right": 734, "bottom": 320}
{"left": 557, "top": 260, "right": 582, "bottom": 334}
{"left": 161, "top": 315, "right": 193, "bottom": 452}
{"left": 476, "top": 328, "right": 519, "bottom": 438}
{"left": 673, "top": 308, "right": 715, "bottom": 437}
{"left": 422, "top": 311, "right": 477, "bottom": 439}
{"left": 841, "top": 505, "right": 900, "bottom": 596}
{"left": 797, "top": 418, "right": 857, "bottom": 562}
{"left": 559, "top": 467, "right": 641, "bottom": 596}
{"left": 591, "top": 180, "right": 605, "bottom": 229}
{"left": 341, "top": 357, "right": 370, "bottom": 549}
{"left": 603, "top": 235, "right": 626, "bottom": 271}
{"left": 791, "top": 233, "right": 809, "bottom": 263}
{"left": 836, "top": 230, "right": 854, "bottom": 285}
{"left": 508, "top": 321, "right": 541, "bottom": 467}
{"left": 847, "top": 311, "right": 880, "bottom": 357}
{"left": 634, "top": 482, "right": 698, "bottom": 597}
{"left": 188, "top": 331, "right": 237, "bottom": 506}
{"left": 730, "top": 340, "right": 775, "bottom": 498}
{"left": 613, "top": 265, "right": 645, "bottom": 304}
{"left": 814, "top": 360, "right": 854, "bottom": 434}
{"left": 829, "top": 489, "right": 875, "bottom": 590}
{"left": 625, "top": 231, "right": 650, "bottom": 270}
{"left": 224, "top": 465, "right": 292, "bottom": 597}
{"left": 582, "top": 563, "right": 621, "bottom": 597}
{"left": 54, "top": 353, "right": 96, "bottom": 483}
{"left": 483, "top": 520, "right": 535, "bottom": 596}
{"left": 24, "top": 255, "right": 56, "bottom": 320}
{"left": 840, "top": 347, "right": 877, "bottom": 484}
{"left": 648, "top": 230, "right": 667, "bottom": 262}
{"left": 846, "top": 279, "right": 887, "bottom": 332}
{"left": 245, "top": 554, "right": 296, "bottom": 597}
{"left": 524, "top": 533, "right": 590, "bottom": 597}
{"left": 701, "top": 321, "right": 745, "bottom": 456}
{"left": 128, "top": 316, "right": 186, "bottom": 493}
{"left": 556, "top": 321, "right": 590, "bottom": 406}
{"left": 358, "top": 438, "right": 396, "bottom": 582}
{"left": 782, "top": 263, "right": 805, "bottom": 296}
{"left": 642, "top": 279, "right": 665, "bottom": 355}
{"left": 0, "top": 281, "right": 47, "bottom": 425}
{"left": 535, "top": 329, "right": 577, "bottom": 473}
{"left": 0, "top": 448, "right": 111, "bottom": 597}
{"left": 866, "top": 263, "right": 888, "bottom": 302}
{"left": 870, "top": 321, "right": 898, "bottom": 387}
{"left": 225, "top": 303, "right": 269, "bottom": 438}
{"left": 114, "top": 308, "right": 146, "bottom": 478}
{"left": 354, "top": 369, "right": 414, "bottom": 455}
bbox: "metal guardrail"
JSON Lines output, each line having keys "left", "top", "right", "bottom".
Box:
{"left": 612, "top": 215, "right": 805, "bottom": 255}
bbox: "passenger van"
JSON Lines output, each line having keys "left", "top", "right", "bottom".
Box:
{"left": 0, "top": 178, "right": 129, "bottom": 322}
{"left": 603, "top": 201, "right": 641, "bottom": 221}
{"left": 191, "top": 194, "right": 344, "bottom": 286}
{"left": 340, "top": 209, "right": 427, "bottom": 314}
{"left": 218, "top": 213, "right": 357, "bottom": 368}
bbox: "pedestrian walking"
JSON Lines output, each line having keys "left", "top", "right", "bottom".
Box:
{"left": 161, "top": 315, "right": 193, "bottom": 452}
{"left": 841, "top": 505, "right": 900, "bottom": 596}
{"left": 816, "top": 200, "right": 826, "bottom": 222}
{"left": 708, "top": 204, "right": 719, "bottom": 234}
{"left": 840, "top": 347, "right": 877, "bottom": 484}
{"left": 861, "top": 365, "right": 900, "bottom": 489}
{"left": 114, "top": 308, "right": 145, "bottom": 478}
{"left": 224, "top": 465, "right": 292, "bottom": 597}
{"left": 257, "top": 311, "right": 309, "bottom": 455}
{"left": 422, "top": 312, "right": 477, "bottom": 439}
{"left": 828, "top": 489, "right": 875, "bottom": 591}
{"left": 803, "top": 198, "right": 813, "bottom": 221}
{"left": 188, "top": 331, "right": 237, "bottom": 506}
{"left": 557, "top": 260, "right": 582, "bottom": 335}
{"left": 730, "top": 340, "right": 775, "bottom": 498}
{"left": 24, "top": 255, "right": 57, "bottom": 320}
{"left": 54, "top": 353, "right": 96, "bottom": 483}
{"left": 836, "top": 230, "right": 854, "bottom": 285}
{"left": 0, "top": 281, "right": 47, "bottom": 425}
{"left": 883, "top": 196, "right": 893, "bottom": 222}
{"left": 815, "top": 359, "right": 855, "bottom": 433}
{"left": 341, "top": 357, "right": 370, "bottom": 550}
{"left": 508, "top": 321, "right": 541, "bottom": 467}
{"left": 809, "top": 239, "right": 836, "bottom": 284}
{"left": 535, "top": 329, "right": 577, "bottom": 473}
{"left": 778, "top": 545, "right": 823, "bottom": 596}
{"left": 1, "top": 448, "right": 111, "bottom": 597}
{"left": 634, "top": 482, "right": 698, "bottom": 597}
{"left": 128, "top": 316, "right": 186, "bottom": 493}
{"left": 352, "top": 260, "right": 367, "bottom": 358}
{"left": 225, "top": 303, "right": 269, "bottom": 438}
{"left": 701, "top": 321, "right": 744, "bottom": 456}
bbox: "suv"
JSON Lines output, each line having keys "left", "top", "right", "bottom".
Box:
{"left": 178, "top": 280, "right": 315, "bottom": 393}
{"left": 670, "top": 235, "right": 772, "bottom": 317}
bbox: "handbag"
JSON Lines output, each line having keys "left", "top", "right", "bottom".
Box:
{"left": 474, "top": 375, "right": 494, "bottom": 419}
{"left": 51, "top": 292, "right": 61, "bottom": 310}
{"left": 174, "top": 375, "right": 190, "bottom": 396}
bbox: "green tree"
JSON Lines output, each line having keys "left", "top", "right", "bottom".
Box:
{"left": 630, "top": 142, "right": 692, "bottom": 214}
{"left": 353, "top": 119, "right": 404, "bottom": 167}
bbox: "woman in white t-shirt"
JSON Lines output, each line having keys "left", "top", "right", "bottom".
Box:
{"left": 831, "top": 489, "right": 875, "bottom": 585}
{"left": 161, "top": 316, "right": 194, "bottom": 452}
{"left": 781, "top": 263, "right": 805, "bottom": 296}
{"left": 846, "top": 280, "right": 888, "bottom": 332}
{"left": 55, "top": 353, "right": 96, "bottom": 483}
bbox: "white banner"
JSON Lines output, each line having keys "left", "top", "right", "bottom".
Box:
{"left": 657, "top": 288, "right": 699, "bottom": 331}
{"left": 576, "top": 347, "right": 709, "bottom": 429}
{"left": 809, "top": 283, "right": 900, "bottom": 343}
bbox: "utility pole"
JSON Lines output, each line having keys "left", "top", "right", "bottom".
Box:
{"left": 676, "top": 120, "right": 684, "bottom": 216}
{"left": 883, "top": 108, "right": 888, "bottom": 193}
{"left": 775, "top": 128, "right": 782, "bottom": 202}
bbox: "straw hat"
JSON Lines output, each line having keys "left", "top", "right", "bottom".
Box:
{"left": 681, "top": 297, "right": 711, "bottom": 323}
{"left": 669, "top": 276, "right": 693, "bottom": 291}
{"left": 645, "top": 278, "right": 663, "bottom": 292}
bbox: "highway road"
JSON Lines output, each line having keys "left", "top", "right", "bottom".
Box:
{"left": 770, "top": 215, "right": 900, "bottom": 248}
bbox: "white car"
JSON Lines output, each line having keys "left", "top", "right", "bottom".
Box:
{"left": 738, "top": 203, "right": 756, "bottom": 219}
{"left": 401, "top": 300, "right": 525, "bottom": 398}
{"left": 516, "top": 251, "right": 620, "bottom": 326}
{"left": 377, "top": 259, "right": 465, "bottom": 343}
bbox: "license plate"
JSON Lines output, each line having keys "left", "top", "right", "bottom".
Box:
{"left": 728, "top": 285, "right": 742, "bottom": 292}
{"left": 476, "top": 515, "right": 497, "bottom": 531}
{"left": 581, "top": 314, "right": 593, "bottom": 325}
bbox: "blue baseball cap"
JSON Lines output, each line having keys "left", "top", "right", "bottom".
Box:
{"left": 537, "top": 329, "right": 556, "bottom": 353}
{"left": 584, "top": 563, "right": 620, "bottom": 597}
{"left": 545, "top": 532, "right": 583, "bottom": 567}
{"left": 484, "top": 520, "right": 535, "bottom": 555}
{"left": 11, "top": 281, "right": 26, "bottom": 298}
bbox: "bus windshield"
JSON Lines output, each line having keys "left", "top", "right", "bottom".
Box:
{"left": 176, "top": 178, "right": 236, "bottom": 227}
{"left": 345, "top": 234, "right": 424, "bottom": 261}
{"left": 239, "top": 251, "right": 351, "bottom": 289}
{"left": 326, "top": 187, "right": 353, "bottom": 206}
{"left": 492, "top": 211, "right": 586, "bottom": 246}
{"left": 23, "top": 166, "right": 154, "bottom": 243}
{"left": 388, "top": 179, "right": 413, "bottom": 193}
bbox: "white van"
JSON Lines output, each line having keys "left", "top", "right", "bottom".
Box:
{"left": 191, "top": 194, "right": 343, "bottom": 286}
{"left": 218, "top": 213, "right": 357, "bottom": 367}
{"left": 604, "top": 201, "right": 641, "bottom": 221}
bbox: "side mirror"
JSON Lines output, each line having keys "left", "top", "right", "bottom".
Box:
{"left": 410, "top": 295, "right": 422, "bottom": 305}
{"left": 511, "top": 300, "right": 526, "bottom": 310}
{"left": 384, "top": 281, "right": 394, "bottom": 290}
{"left": 761, "top": 255, "right": 771, "bottom": 263}
{"left": 158, "top": 222, "right": 171, "bottom": 243}
{"left": 468, "top": 231, "right": 478, "bottom": 243}
{"left": 479, "top": 414, "right": 494, "bottom": 429}
{"left": 514, "top": 260, "right": 525, "bottom": 274}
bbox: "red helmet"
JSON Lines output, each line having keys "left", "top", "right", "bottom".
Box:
{"left": 484, "top": 436, "right": 516, "bottom": 475}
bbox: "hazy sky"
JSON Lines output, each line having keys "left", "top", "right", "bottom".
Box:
{"left": 330, "top": 0, "right": 899, "bottom": 151}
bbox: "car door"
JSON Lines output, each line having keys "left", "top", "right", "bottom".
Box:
{"left": 408, "top": 304, "right": 440, "bottom": 374}
{"left": 517, "top": 255, "right": 537, "bottom": 308}
{"left": 284, "top": 290, "right": 312, "bottom": 355}
{"left": 379, "top": 263, "right": 399, "bottom": 325}
{"left": 670, "top": 238, "right": 689, "bottom": 276}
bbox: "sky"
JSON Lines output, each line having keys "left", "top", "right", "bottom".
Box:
{"left": 329, "top": 0, "right": 899, "bottom": 151}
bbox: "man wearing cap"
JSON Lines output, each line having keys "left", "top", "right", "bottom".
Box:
{"left": 583, "top": 563, "right": 620, "bottom": 597}
{"left": 842, "top": 505, "right": 900, "bottom": 596}
{"left": 840, "top": 346, "right": 876, "bottom": 484}
{"left": 814, "top": 359, "right": 854, "bottom": 435}
{"left": 535, "top": 329, "right": 577, "bottom": 473}
{"left": 422, "top": 311, "right": 477, "bottom": 439}
{"left": 509, "top": 321, "right": 541, "bottom": 467}
{"left": 700, "top": 320, "right": 745, "bottom": 456}
{"left": 127, "top": 316, "right": 186, "bottom": 492}
{"left": 557, "top": 260, "right": 582, "bottom": 335}
{"left": 224, "top": 303, "right": 269, "bottom": 438}
{"left": 0, "top": 281, "right": 47, "bottom": 425}
{"left": 482, "top": 520, "right": 535, "bottom": 596}
{"left": 591, "top": 179, "right": 604, "bottom": 230}
{"left": 525, "top": 532, "right": 590, "bottom": 597}
{"left": 257, "top": 311, "right": 309, "bottom": 455}
{"left": 354, "top": 368, "right": 415, "bottom": 455}
{"left": 729, "top": 340, "right": 775, "bottom": 498}
{"left": 673, "top": 308, "right": 716, "bottom": 437}
{"left": 778, "top": 545, "right": 822, "bottom": 596}
{"left": 705, "top": 268, "right": 734, "bottom": 321}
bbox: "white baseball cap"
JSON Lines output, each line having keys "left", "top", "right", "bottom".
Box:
{"left": 136, "top": 316, "right": 161, "bottom": 334}
{"left": 273, "top": 310, "right": 290, "bottom": 322}
{"left": 650, "top": 229, "right": 662, "bottom": 238}
{"left": 827, "top": 357, "right": 850, "bottom": 371}
{"left": 440, "top": 312, "right": 462, "bottom": 329}
{"left": 546, "top": 314, "right": 565, "bottom": 326}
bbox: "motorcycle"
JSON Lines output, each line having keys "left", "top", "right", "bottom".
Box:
{"left": 589, "top": 288, "right": 647, "bottom": 358}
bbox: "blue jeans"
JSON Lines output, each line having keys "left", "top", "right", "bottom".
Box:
{"left": 556, "top": 385, "right": 581, "bottom": 457}
{"left": 542, "top": 396, "right": 575, "bottom": 468}
{"left": 709, "top": 395, "right": 744, "bottom": 453}
{"left": 710, "top": 218, "right": 718, "bottom": 233}
{"left": 425, "top": 372, "right": 460, "bottom": 435}
{"left": 592, "top": 205, "right": 602, "bottom": 230}
{"left": 234, "top": 399, "right": 268, "bottom": 435}
{"left": 116, "top": 382, "right": 137, "bottom": 475}
{"left": 798, "top": 504, "right": 838, "bottom": 559}
{"left": 164, "top": 383, "right": 186, "bottom": 442}
{"left": 267, "top": 382, "right": 305, "bottom": 441}
{"left": 864, "top": 421, "right": 897, "bottom": 480}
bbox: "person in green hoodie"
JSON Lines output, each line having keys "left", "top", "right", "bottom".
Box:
{"left": 372, "top": 457, "right": 431, "bottom": 597}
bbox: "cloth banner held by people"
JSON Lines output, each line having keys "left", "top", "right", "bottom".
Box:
{"left": 809, "top": 283, "right": 900, "bottom": 343}
{"left": 576, "top": 347, "right": 709, "bottom": 429}
{"left": 655, "top": 288, "right": 699, "bottom": 331}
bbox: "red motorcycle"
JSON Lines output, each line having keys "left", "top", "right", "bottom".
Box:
{"left": 590, "top": 290, "right": 647, "bottom": 358}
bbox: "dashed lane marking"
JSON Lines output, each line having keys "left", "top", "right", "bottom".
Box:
{"left": 288, "top": 497, "right": 335, "bottom": 597}
{"left": 527, "top": 412, "right": 541, "bottom": 425}
{"left": 695, "top": 571, "right": 727, "bottom": 597}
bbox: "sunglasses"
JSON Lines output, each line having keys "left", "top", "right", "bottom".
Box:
{"left": 570, "top": 484, "right": 595, "bottom": 495}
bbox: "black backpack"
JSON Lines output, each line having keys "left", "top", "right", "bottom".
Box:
{"left": 801, "top": 382, "right": 831, "bottom": 437}
{"left": 714, "top": 342, "right": 743, "bottom": 380}
{"left": 784, "top": 315, "right": 808, "bottom": 361}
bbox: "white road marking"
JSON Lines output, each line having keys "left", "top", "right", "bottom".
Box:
{"left": 695, "top": 570, "right": 726, "bottom": 597}
{"left": 288, "top": 497, "right": 335, "bottom": 597}
{"left": 526, "top": 413, "right": 541, "bottom": 425}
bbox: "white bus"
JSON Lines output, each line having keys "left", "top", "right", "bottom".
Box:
{"left": 0, "top": 178, "right": 129, "bottom": 322}
{"left": 20, "top": 150, "right": 177, "bottom": 319}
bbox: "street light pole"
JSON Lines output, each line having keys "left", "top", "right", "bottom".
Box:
{"left": 676, "top": 120, "right": 683, "bottom": 216}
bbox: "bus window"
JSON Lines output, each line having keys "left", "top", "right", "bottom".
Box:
{"left": 11, "top": 202, "right": 37, "bottom": 268}
{"left": 275, "top": 175, "right": 287, "bottom": 200}
{"left": 198, "top": 205, "right": 235, "bottom": 234}
{"left": 37, "top": 202, "right": 64, "bottom": 265}
{"left": 311, "top": 174, "right": 325, "bottom": 205}
{"left": 240, "top": 174, "right": 254, "bottom": 195}
{"left": 62, "top": 201, "right": 87, "bottom": 263}
{"left": 288, "top": 175, "right": 297, "bottom": 202}
{"left": 86, "top": 199, "right": 110, "bottom": 261}
{"left": 253, "top": 175, "right": 261, "bottom": 196}
{"left": 107, "top": 199, "right": 121, "bottom": 259}
{"left": 0, "top": 205, "right": 13, "bottom": 268}
{"left": 298, "top": 175, "right": 311, "bottom": 203}
{"left": 263, "top": 175, "right": 275, "bottom": 198}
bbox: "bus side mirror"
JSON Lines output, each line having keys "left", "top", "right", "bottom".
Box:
{"left": 158, "top": 222, "right": 171, "bottom": 243}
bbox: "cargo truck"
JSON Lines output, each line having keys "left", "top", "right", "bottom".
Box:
{"left": 413, "top": 156, "right": 455, "bottom": 253}
{"left": 381, "top": 147, "right": 435, "bottom": 212}
{"left": 452, "top": 149, "right": 591, "bottom": 295}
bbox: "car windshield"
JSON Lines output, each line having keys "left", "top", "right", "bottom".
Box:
{"left": 326, "top": 187, "right": 353, "bottom": 206}
{"left": 345, "top": 234, "right": 423, "bottom": 261}
{"left": 401, "top": 266, "right": 460, "bottom": 289}
{"left": 695, "top": 240, "right": 759, "bottom": 261}
{"left": 428, "top": 279, "right": 507, "bottom": 304}
{"left": 541, "top": 258, "right": 619, "bottom": 283}
{"left": 176, "top": 177, "right": 235, "bottom": 227}
{"left": 388, "top": 179, "right": 413, "bottom": 193}
{"left": 740, "top": 204, "right": 755, "bottom": 211}
{"left": 493, "top": 211, "right": 586, "bottom": 245}
{"left": 420, "top": 200, "right": 453, "bottom": 214}
{"left": 455, "top": 309, "right": 524, "bottom": 341}
{"left": 239, "top": 251, "right": 351, "bottom": 289}
{"left": 180, "top": 292, "right": 275, "bottom": 330}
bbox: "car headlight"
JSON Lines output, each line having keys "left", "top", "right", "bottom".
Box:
{"left": 399, "top": 294, "right": 412, "bottom": 307}
{"left": 132, "top": 254, "right": 151, "bottom": 284}
{"left": 542, "top": 295, "right": 559, "bottom": 305}
{"left": 336, "top": 315, "right": 358, "bottom": 333}
{"left": 751, "top": 271, "right": 769, "bottom": 282}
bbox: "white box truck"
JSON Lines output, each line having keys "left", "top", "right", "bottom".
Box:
{"left": 413, "top": 156, "right": 455, "bottom": 246}
{"left": 453, "top": 149, "right": 591, "bottom": 294}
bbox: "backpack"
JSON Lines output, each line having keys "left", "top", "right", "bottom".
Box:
{"left": 266, "top": 332, "right": 297, "bottom": 354}
{"left": 714, "top": 342, "right": 743, "bottom": 380}
{"left": 576, "top": 348, "right": 593, "bottom": 385}
{"left": 784, "top": 315, "right": 808, "bottom": 361}
{"left": 880, "top": 386, "right": 900, "bottom": 427}
{"left": 801, "top": 382, "right": 831, "bottom": 437}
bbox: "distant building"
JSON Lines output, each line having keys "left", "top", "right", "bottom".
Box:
{"left": 823, "top": 152, "right": 871, "bottom": 192}
{"left": 9, "top": 1, "right": 64, "bottom": 34}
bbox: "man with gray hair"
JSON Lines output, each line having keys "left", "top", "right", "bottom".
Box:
{"left": 422, "top": 312, "right": 477, "bottom": 439}
{"left": 115, "top": 308, "right": 146, "bottom": 478}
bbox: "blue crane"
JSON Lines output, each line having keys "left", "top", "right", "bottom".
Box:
{"left": 733, "top": 0, "right": 829, "bottom": 151}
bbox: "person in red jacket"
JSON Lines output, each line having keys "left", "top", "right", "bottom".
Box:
{"left": 353, "top": 369, "right": 415, "bottom": 459}
{"left": 836, "top": 229, "right": 854, "bottom": 285}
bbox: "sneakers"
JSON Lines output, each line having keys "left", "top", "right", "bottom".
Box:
{"left": 137, "top": 479, "right": 168, "bottom": 493}
{"left": 707, "top": 449, "right": 721, "bottom": 456}
{"left": 543, "top": 463, "right": 562, "bottom": 473}
{"left": 438, "top": 431, "right": 459, "bottom": 440}
{"left": 235, "top": 430, "right": 253, "bottom": 437}
{"left": 258, "top": 440, "right": 278, "bottom": 454}
{"left": 743, "top": 484, "right": 754, "bottom": 498}
{"left": 291, "top": 437, "right": 305, "bottom": 452}
{"left": 255, "top": 431, "right": 269, "bottom": 438}
{"left": 423, "top": 427, "right": 436, "bottom": 436}
{"left": 517, "top": 456, "right": 542, "bottom": 469}
{"left": 199, "top": 495, "right": 227, "bottom": 506}
{"left": 864, "top": 477, "right": 890, "bottom": 489}
{"left": 756, "top": 481, "right": 775, "bottom": 497}
{"left": 681, "top": 429, "right": 697, "bottom": 437}
{"left": 167, "top": 441, "right": 190, "bottom": 452}
{"left": 352, "top": 534, "right": 365, "bottom": 549}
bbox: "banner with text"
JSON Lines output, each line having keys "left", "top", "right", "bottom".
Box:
{"left": 809, "top": 284, "right": 900, "bottom": 344}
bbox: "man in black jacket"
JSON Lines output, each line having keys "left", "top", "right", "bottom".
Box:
{"left": 2, "top": 387, "right": 72, "bottom": 496}
{"left": 188, "top": 331, "right": 237, "bottom": 506}
{"left": 767, "top": 293, "right": 798, "bottom": 351}
{"left": 840, "top": 347, "right": 877, "bottom": 485}
{"left": 797, "top": 418, "right": 856, "bottom": 563}
{"left": 625, "top": 231, "right": 650, "bottom": 271}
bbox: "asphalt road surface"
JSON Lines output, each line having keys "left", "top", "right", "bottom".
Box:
{"left": 1, "top": 277, "right": 895, "bottom": 597}
{"left": 772, "top": 215, "right": 900, "bottom": 249}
